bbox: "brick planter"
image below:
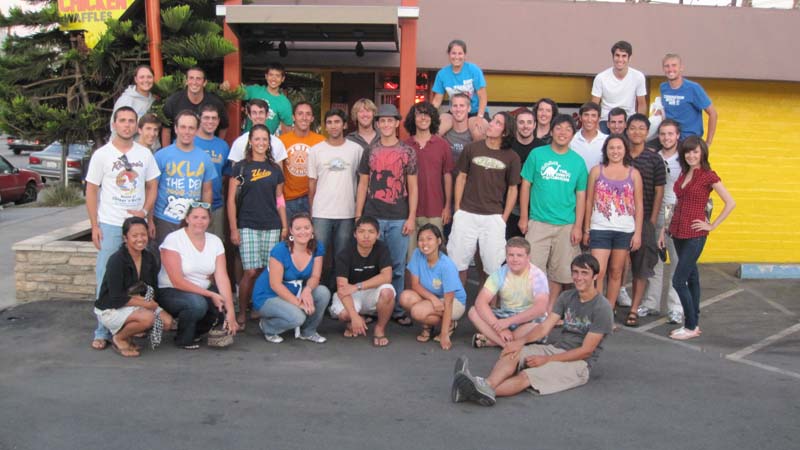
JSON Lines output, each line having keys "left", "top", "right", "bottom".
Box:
{"left": 13, "top": 220, "right": 97, "bottom": 302}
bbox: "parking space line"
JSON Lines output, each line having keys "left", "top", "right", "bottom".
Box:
{"left": 726, "top": 322, "right": 800, "bottom": 360}
{"left": 707, "top": 266, "right": 795, "bottom": 316}
{"left": 635, "top": 288, "right": 744, "bottom": 332}
{"left": 726, "top": 357, "right": 800, "bottom": 381}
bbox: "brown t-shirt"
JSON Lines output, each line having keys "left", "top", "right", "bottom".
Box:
{"left": 457, "top": 140, "right": 521, "bottom": 215}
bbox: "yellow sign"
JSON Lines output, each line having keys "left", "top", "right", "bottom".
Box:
{"left": 57, "top": 0, "right": 133, "bottom": 48}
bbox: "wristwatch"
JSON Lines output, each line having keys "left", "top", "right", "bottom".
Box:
{"left": 357, "top": 282, "right": 363, "bottom": 291}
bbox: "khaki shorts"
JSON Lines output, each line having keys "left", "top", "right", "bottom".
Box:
{"left": 447, "top": 299, "right": 466, "bottom": 320}
{"left": 407, "top": 217, "right": 444, "bottom": 262}
{"left": 329, "top": 284, "right": 396, "bottom": 317}
{"left": 518, "top": 344, "right": 589, "bottom": 395}
{"left": 208, "top": 207, "right": 226, "bottom": 243}
{"left": 94, "top": 306, "right": 140, "bottom": 335}
{"left": 526, "top": 221, "right": 578, "bottom": 284}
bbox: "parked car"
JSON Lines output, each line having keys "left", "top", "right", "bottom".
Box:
{"left": 7, "top": 136, "right": 47, "bottom": 155}
{"left": 28, "top": 141, "right": 93, "bottom": 183}
{"left": 0, "top": 154, "right": 44, "bottom": 204}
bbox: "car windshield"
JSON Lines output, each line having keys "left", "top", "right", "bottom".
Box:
{"left": 41, "top": 142, "right": 91, "bottom": 157}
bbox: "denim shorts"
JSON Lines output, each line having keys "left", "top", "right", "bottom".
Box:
{"left": 589, "top": 229, "right": 633, "bottom": 250}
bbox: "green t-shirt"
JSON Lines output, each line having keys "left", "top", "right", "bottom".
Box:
{"left": 243, "top": 85, "right": 294, "bottom": 133}
{"left": 521, "top": 145, "right": 588, "bottom": 225}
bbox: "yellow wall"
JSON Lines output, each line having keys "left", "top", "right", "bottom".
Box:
{"left": 485, "top": 74, "right": 592, "bottom": 105}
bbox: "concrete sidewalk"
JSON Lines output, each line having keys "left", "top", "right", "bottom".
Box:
{"left": 1, "top": 262, "right": 798, "bottom": 450}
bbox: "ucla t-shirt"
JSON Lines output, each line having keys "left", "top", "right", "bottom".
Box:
{"left": 194, "top": 136, "right": 230, "bottom": 210}
{"left": 154, "top": 145, "right": 217, "bottom": 224}
{"left": 660, "top": 79, "right": 712, "bottom": 138}
{"left": 432, "top": 62, "right": 486, "bottom": 113}
{"left": 521, "top": 145, "right": 588, "bottom": 226}
{"left": 407, "top": 249, "right": 467, "bottom": 305}
{"left": 252, "top": 241, "right": 325, "bottom": 311}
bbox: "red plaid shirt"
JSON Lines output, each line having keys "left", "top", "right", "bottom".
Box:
{"left": 669, "top": 168, "right": 720, "bottom": 239}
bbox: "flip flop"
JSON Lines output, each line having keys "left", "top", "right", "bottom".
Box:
{"left": 434, "top": 320, "right": 458, "bottom": 343}
{"left": 372, "top": 335, "right": 390, "bottom": 347}
{"left": 111, "top": 341, "right": 140, "bottom": 357}
{"left": 416, "top": 327, "right": 433, "bottom": 343}
{"left": 393, "top": 315, "right": 412, "bottom": 327}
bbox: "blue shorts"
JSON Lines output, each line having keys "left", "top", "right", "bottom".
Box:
{"left": 589, "top": 229, "right": 633, "bottom": 250}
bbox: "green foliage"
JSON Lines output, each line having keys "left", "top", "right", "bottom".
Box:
{"left": 172, "top": 56, "right": 198, "bottom": 69}
{"left": 39, "top": 184, "right": 85, "bottom": 207}
{"left": 161, "top": 34, "right": 238, "bottom": 62}
{"left": 161, "top": 5, "right": 192, "bottom": 33}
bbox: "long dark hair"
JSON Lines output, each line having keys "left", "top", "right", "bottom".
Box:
{"left": 121, "top": 216, "right": 148, "bottom": 249}
{"left": 245, "top": 124, "right": 275, "bottom": 166}
{"left": 403, "top": 101, "right": 441, "bottom": 135}
{"left": 286, "top": 212, "right": 317, "bottom": 255}
{"left": 417, "top": 223, "right": 446, "bottom": 254}
{"left": 533, "top": 98, "right": 559, "bottom": 129}
{"left": 495, "top": 111, "right": 515, "bottom": 150}
{"left": 678, "top": 135, "right": 712, "bottom": 174}
{"left": 601, "top": 134, "right": 633, "bottom": 167}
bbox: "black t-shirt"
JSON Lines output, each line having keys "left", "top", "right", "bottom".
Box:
{"left": 95, "top": 246, "right": 159, "bottom": 310}
{"left": 511, "top": 139, "right": 537, "bottom": 173}
{"left": 233, "top": 159, "right": 285, "bottom": 230}
{"left": 531, "top": 134, "right": 552, "bottom": 151}
{"left": 163, "top": 89, "right": 229, "bottom": 130}
{"left": 335, "top": 240, "right": 393, "bottom": 284}
{"left": 631, "top": 147, "right": 667, "bottom": 220}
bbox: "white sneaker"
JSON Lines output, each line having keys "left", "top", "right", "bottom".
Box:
{"left": 637, "top": 306, "right": 659, "bottom": 317}
{"left": 667, "top": 311, "right": 684, "bottom": 324}
{"left": 298, "top": 332, "right": 327, "bottom": 344}
{"left": 264, "top": 334, "right": 284, "bottom": 344}
{"left": 671, "top": 327, "right": 701, "bottom": 340}
{"left": 617, "top": 287, "right": 632, "bottom": 307}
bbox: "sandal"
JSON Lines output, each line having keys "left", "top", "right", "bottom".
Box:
{"left": 625, "top": 312, "right": 639, "bottom": 327}
{"left": 91, "top": 339, "right": 109, "bottom": 350}
{"left": 343, "top": 327, "right": 357, "bottom": 338}
{"left": 111, "top": 340, "right": 139, "bottom": 357}
{"left": 372, "top": 335, "right": 390, "bottom": 347}
{"left": 416, "top": 327, "right": 433, "bottom": 343}
{"left": 393, "top": 315, "right": 412, "bottom": 327}
{"left": 471, "top": 333, "right": 489, "bottom": 348}
{"left": 434, "top": 320, "right": 458, "bottom": 343}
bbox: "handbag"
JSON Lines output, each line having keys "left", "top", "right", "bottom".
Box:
{"left": 207, "top": 310, "right": 234, "bottom": 348}
{"left": 234, "top": 163, "right": 246, "bottom": 218}
{"left": 127, "top": 282, "right": 163, "bottom": 350}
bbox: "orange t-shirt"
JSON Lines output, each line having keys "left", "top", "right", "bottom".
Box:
{"left": 279, "top": 131, "right": 325, "bottom": 200}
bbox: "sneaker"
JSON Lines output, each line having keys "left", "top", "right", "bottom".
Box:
{"left": 454, "top": 355, "right": 469, "bottom": 375}
{"left": 637, "top": 306, "right": 659, "bottom": 317}
{"left": 617, "top": 287, "right": 632, "bottom": 307}
{"left": 264, "top": 334, "right": 284, "bottom": 344}
{"left": 454, "top": 372, "right": 496, "bottom": 406}
{"left": 667, "top": 311, "right": 684, "bottom": 324}
{"left": 669, "top": 327, "right": 685, "bottom": 336}
{"left": 670, "top": 327, "right": 701, "bottom": 340}
{"left": 451, "top": 356, "right": 470, "bottom": 403}
{"left": 298, "top": 332, "right": 327, "bottom": 344}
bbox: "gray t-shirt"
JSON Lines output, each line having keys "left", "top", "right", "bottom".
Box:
{"left": 552, "top": 289, "right": 613, "bottom": 368}
{"left": 444, "top": 128, "right": 472, "bottom": 172}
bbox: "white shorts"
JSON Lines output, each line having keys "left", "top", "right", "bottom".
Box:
{"left": 446, "top": 210, "right": 507, "bottom": 275}
{"left": 329, "top": 284, "right": 396, "bottom": 317}
{"left": 449, "top": 300, "right": 466, "bottom": 320}
{"left": 94, "top": 306, "right": 140, "bottom": 335}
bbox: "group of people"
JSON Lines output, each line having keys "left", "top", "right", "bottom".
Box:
{"left": 86, "top": 40, "right": 735, "bottom": 406}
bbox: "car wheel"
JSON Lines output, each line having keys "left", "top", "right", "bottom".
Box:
{"left": 20, "top": 182, "right": 38, "bottom": 204}
{"left": 12, "top": 148, "right": 22, "bottom": 155}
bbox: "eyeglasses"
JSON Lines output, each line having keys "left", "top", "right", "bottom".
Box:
{"left": 190, "top": 201, "right": 211, "bottom": 209}
{"left": 119, "top": 154, "right": 133, "bottom": 172}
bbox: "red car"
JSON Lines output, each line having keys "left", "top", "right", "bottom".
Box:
{"left": 0, "top": 154, "right": 44, "bottom": 204}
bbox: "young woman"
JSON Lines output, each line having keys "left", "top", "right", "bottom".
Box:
{"left": 158, "top": 204, "right": 238, "bottom": 349}
{"left": 251, "top": 213, "right": 331, "bottom": 344}
{"left": 532, "top": 98, "right": 558, "bottom": 149}
{"left": 110, "top": 65, "right": 155, "bottom": 134}
{"left": 583, "top": 134, "right": 643, "bottom": 326}
{"left": 399, "top": 224, "right": 467, "bottom": 350}
{"left": 227, "top": 124, "right": 288, "bottom": 330}
{"left": 662, "top": 136, "right": 735, "bottom": 340}
{"left": 431, "top": 39, "right": 489, "bottom": 140}
{"left": 94, "top": 217, "right": 173, "bottom": 357}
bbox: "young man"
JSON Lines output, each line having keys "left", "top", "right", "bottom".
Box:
{"left": 346, "top": 98, "right": 380, "bottom": 152}
{"left": 591, "top": 40, "right": 647, "bottom": 134}
{"left": 443, "top": 93, "right": 473, "bottom": 166}
{"left": 355, "top": 104, "right": 418, "bottom": 325}
{"left": 85, "top": 106, "right": 160, "bottom": 350}
{"left": 452, "top": 254, "right": 613, "bottom": 405}
{"left": 279, "top": 101, "right": 324, "bottom": 218}
{"left": 193, "top": 104, "right": 230, "bottom": 241}
{"left": 151, "top": 110, "right": 217, "bottom": 245}
{"left": 447, "top": 112, "right": 520, "bottom": 286}
{"left": 519, "top": 114, "right": 588, "bottom": 308}
{"left": 468, "top": 237, "right": 549, "bottom": 349}
{"left": 162, "top": 67, "right": 228, "bottom": 147}
{"left": 606, "top": 107, "right": 628, "bottom": 136}
{"left": 624, "top": 114, "right": 666, "bottom": 327}
{"left": 308, "top": 109, "right": 364, "bottom": 288}
{"left": 242, "top": 62, "right": 294, "bottom": 134}
{"left": 660, "top": 53, "right": 718, "bottom": 146}
{"left": 227, "top": 99, "right": 287, "bottom": 166}
{"left": 135, "top": 113, "right": 161, "bottom": 151}
{"left": 507, "top": 109, "right": 537, "bottom": 239}
{"left": 640, "top": 119, "right": 684, "bottom": 324}
{"left": 402, "top": 101, "right": 454, "bottom": 259}
{"left": 328, "top": 216, "right": 396, "bottom": 347}
{"left": 570, "top": 102, "right": 608, "bottom": 173}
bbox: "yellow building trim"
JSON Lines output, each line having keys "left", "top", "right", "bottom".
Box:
{"left": 485, "top": 74, "right": 592, "bottom": 104}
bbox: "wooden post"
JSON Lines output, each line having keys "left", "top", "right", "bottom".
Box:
{"left": 398, "top": 0, "right": 419, "bottom": 140}
{"left": 223, "top": 0, "right": 243, "bottom": 144}
{"left": 144, "top": 0, "right": 163, "bottom": 80}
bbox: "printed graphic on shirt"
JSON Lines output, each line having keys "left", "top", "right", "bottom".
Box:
{"left": 595, "top": 179, "right": 634, "bottom": 220}
{"left": 563, "top": 307, "right": 592, "bottom": 335}
{"left": 368, "top": 149, "right": 411, "bottom": 205}
{"left": 540, "top": 161, "right": 572, "bottom": 182}
{"left": 160, "top": 161, "right": 207, "bottom": 220}
{"left": 472, "top": 156, "right": 507, "bottom": 171}
{"left": 163, "top": 195, "right": 191, "bottom": 221}
{"left": 286, "top": 143, "right": 311, "bottom": 177}
{"left": 250, "top": 167, "right": 272, "bottom": 182}
{"left": 115, "top": 170, "right": 139, "bottom": 197}
{"left": 662, "top": 94, "right": 685, "bottom": 107}
{"left": 431, "top": 277, "right": 443, "bottom": 290}
{"left": 445, "top": 79, "right": 475, "bottom": 100}
{"left": 327, "top": 157, "right": 347, "bottom": 171}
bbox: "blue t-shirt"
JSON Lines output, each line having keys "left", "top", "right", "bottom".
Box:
{"left": 153, "top": 145, "right": 218, "bottom": 224}
{"left": 432, "top": 62, "right": 486, "bottom": 114}
{"left": 194, "top": 136, "right": 231, "bottom": 210}
{"left": 407, "top": 249, "right": 467, "bottom": 305}
{"left": 660, "top": 79, "right": 712, "bottom": 138}
{"left": 252, "top": 241, "right": 325, "bottom": 311}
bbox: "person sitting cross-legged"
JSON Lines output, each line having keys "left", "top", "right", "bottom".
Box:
{"left": 467, "top": 237, "right": 549, "bottom": 349}
{"left": 452, "top": 254, "right": 613, "bottom": 406}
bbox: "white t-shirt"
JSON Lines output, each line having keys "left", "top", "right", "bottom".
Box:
{"left": 570, "top": 130, "right": 608, "bottom": 173}
{"left": 158, "top": 229, "right": 225, "bottom": 289}
{"left": 591, "top": 67, "right": 647, "bottom": 118}
{"left": 227, "top": 133, "right": 287, "bottom": 163}
{"left": 660, "top": 150, "right": 681, "bottom": 205}
{"left": 307, "top": 140, "right": 363, "bottom": 219}
{"left": 85, "top": 141, "right": 160, "bottom": 227}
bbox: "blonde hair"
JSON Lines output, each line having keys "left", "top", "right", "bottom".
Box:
{"left": 351, "top": 98, "right": 377, "bottom": 121}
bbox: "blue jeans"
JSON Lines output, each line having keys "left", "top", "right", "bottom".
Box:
{"left": 671, "top": 236, "right": 707, "bottom": 330}
{"left": 377, "top": 219, "right": 409, "bottom": 318}
{"left": 158, "top": 287, "right": 224, "bottom": 346}
{"left": 286, "top": 196, "right": 310, "bottom": 221}
{"left": 93, "top": 222, "right": 123, "bottom": 340}
{"left": 313, "top": 217, "right": 354, "bottom": 287}
{"left": 258, "top": 286, "right": 331, "bottom": 336}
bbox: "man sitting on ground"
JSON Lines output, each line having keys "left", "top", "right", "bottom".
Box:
{"left": 467, "top": 237, "right": 549, "bottom": 349}
{"left": 452, "top": 254, "right": 613, "bottom": 405}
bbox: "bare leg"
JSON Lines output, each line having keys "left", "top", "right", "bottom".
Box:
{"left": 548, "top": 281, "right": 563, "bottom": 310}
{"left": 630, "top": 277, "right": 648, "bottom": 315}
{"left": 605, "top": 249, "right": 629, "bottom": 309}
{"left": 468, "top": 116, "right": 489, "bottom": 141}
{"left": 467, "top": 306, "right": 504, "bottom": 347}
{"left": 494, "top": 373, "right": 534, "bottom": 397}
{"left": 374, "top": 288, "right": 395, "bottom": 345}
{"left": 237, "top": 268, "right": 261, "bottom": 325}
{"left": 591, "top": 248, "right": 611, "bottom": 296}
{"left": 485, "top": 351, "right": 523, "bottom": 392}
